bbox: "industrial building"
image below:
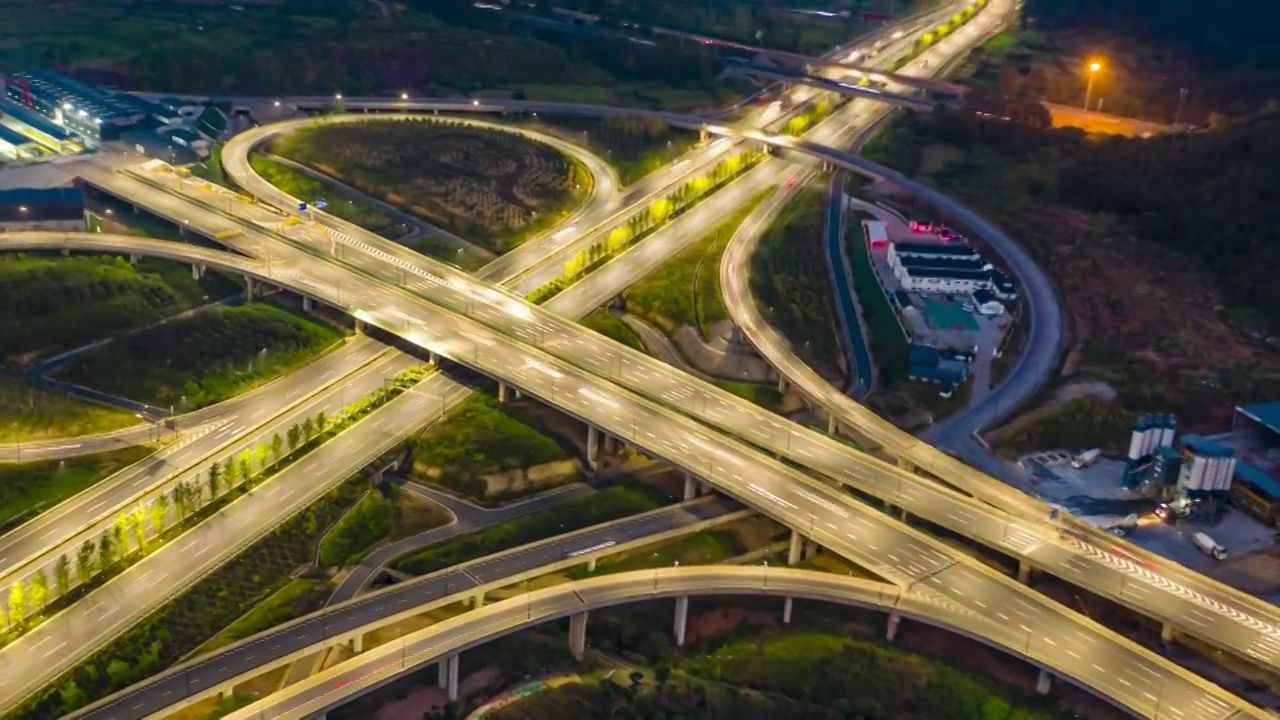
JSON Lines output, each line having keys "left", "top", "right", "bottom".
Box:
{"left": 906, "top": 344, "right": 969, "bottom": 389}
{"left": 0, "top": 123, "right": 42, "bottom": 160}
{"left": 0, "top": 97, "right": 81, "bottom": 153}
{"left": 2, "top": 71, "right": 174, "bottom": 143}
{"left": 0, "top": 187, "right": 84, "bottom": 230}
{"left": 1218, "top": 401, "right": 1280, "bottom": 524}
{"left": 886, "top": 240, "right": 1018, "bottom": 297}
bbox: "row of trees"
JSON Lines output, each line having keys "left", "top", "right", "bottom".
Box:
{"left": 0, "top": 410, "right": 332, "bottom": 633}
{"left": 560, "top": 151, "right": 759, "bottom": 283}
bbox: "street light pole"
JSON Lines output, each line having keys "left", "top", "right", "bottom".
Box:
{"left": 1083, "top": 62, "right": 1101, "bottom": 111}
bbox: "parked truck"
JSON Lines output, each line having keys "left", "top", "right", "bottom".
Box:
{"left": 1071, "top": 448, "right": 1101, "bottom": 468}
{"left": 1192, "top": 532, "right": 1228, "bottom": 561}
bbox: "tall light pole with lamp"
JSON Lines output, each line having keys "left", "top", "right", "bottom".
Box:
{"left": 1083, "top": 61, "right": 1101, "bottom": 111}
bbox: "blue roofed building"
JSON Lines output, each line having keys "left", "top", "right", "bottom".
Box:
{"left": 4, "top": 70, "right": 156, "bottom": 142}
{"left": 907, "top": 343, "right": 969, "bottom": 389}
{"left": 0, "top": 187, "right": 84, "bottom": 229}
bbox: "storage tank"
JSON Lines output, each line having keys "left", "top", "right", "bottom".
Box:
{"left": 1127, "top": 420, "right": 1147, "bottom": 460}
{"left": 1158, "top": 416, "right": 1176, "bottom": 448}
{"left": 1184, "top": 455, "right": 1208, "bottom": 491}
{"left": 1217, "top": 457, "right": 1237, "bottom": 492}
{"left": 1204, "top": 458, "right": 1223, "bottom": 491}
{"left": 1151, "top": 447, "right": 1182, "bottom": 487}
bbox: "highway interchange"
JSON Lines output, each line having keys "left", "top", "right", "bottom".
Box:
{"left": 0, "top": 1, "right": 1275, "bottom": 718}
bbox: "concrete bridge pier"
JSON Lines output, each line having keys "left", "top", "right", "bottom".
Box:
{"left": 683, "top": 472, "right": 699, "bottom": 500}
{"left": 783, "top": 596, "right": 794, "bottom": 624}
{"left": 788, "top": 530, "right": 805, "bottom": 565}
{"left": 191, "top": 262, "right": 205, "bottom": 280}
{"left": 827, "top": 412, "right": 838, "bottom": 435}
{"left": 428, "top": 351, "right": 439, "bottom": 367}
{"left": 349, "top": 633, "right": 363, "bottom": 653}
{"left": 243, "top": 276, "right": 254, "bottom": 302}
{"left": 586, "top": 424, "right": 600, "bottom": 472}
{"left": 674, "top": 596, "right": 689, "bottom": 647}
{"left": 129, "top": 253, "right": 140, "bottom": 264}
{"left": 1161, "top": 621, "right": 1175, "bottom": 647}
{"left": 355, "top": 318, "right": 366, "bottom": 334}
{"left": 886, "top": 612, "right": 901, "bottom": 642}
{"left": 437, "top": 653, "right": 460, "bottom": 701}
{"left": 1018, "top": 559, "right": 1033, "bottom": 584}
{"left": 302, "top": 296, "right": 313, "bottom": 312}
{"left": 497, "top": 381, "right": 508, "bottom": 403}
{"left": 569, "top": 611, "right": 589, "bottom": 661}
{"left": 1036, "top": 669, "right": 1052, "bottom": 695}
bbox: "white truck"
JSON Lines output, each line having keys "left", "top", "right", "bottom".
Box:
{"left": 1071, "top": 448, "right": 1101, "bottom": 468}
{"left": 1192, "top": 532, "right": 1228, "bottom": 561}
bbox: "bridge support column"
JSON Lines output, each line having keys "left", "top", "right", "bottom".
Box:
{"left": 896, "top": 456, "right": 914, "bottom": 472}
{"left": 497, "top": 381, "right": 508, "bottom": 403}
{"left": 899, "top": 505, "right": 909, "bottom": 522}
{"left": 569, "top": 611, "right": 589, "bottom": 661}
{"left": 783, "top": 597, "right": 794, "bottom": 625}
{"left": 788, "top": 530, "right": 804, "bottom": 565}
{"left": 355, "top": 318, "right": 366, "bottom": 335}
{"left": 1035, "top": 669, "right": 1052, "bottom": 695}
{"left": 683, "top": 473, "right": 698, "bottom": 500}
{"left": 243, "top": 276, "right": 254, "bottom": 302}
{"left": 586, "top": 556, "right": 598, "bottom": 572}
{"left": 61, "top": 248, "right": 70, "bottom": 256}
{"left": 1161, "top": 621, "right": 1175, "bottom": 647}
{"left": 886, "top": 612, "right": 901, "bottom": 642}
{"left": 586, "top": 425, "right": 600, "bottom": 472}
{"left": 1017, "top": 559, "right": 1032, "bottom": 584}
{"left": 699, "top": 128, "right": 708, "bottom": 143}
{"left": 805, "top": 538, "right": 821, "bottom": 558}
{"left": 191, "top": 263, "right": 205, "bottom": 280}
{"left": 674, "top": 596, "right": 689, "bottom": 647}
{"left": 350, "top": 634, "right": 363, "bottom": 653}
{"left": 471, "top": 592, "right": 484, "bottom": 608}
{"left": 827, "top": 413, "right": 837, "bottom": 435}
{"left": 428, "top": 351, "right": 439, "bottom": 367}
{"left": 777, "top": 376, "right": 787, "bottom": 393}
{"left": 126, "top": 253, "right": 138, "bottom": 264}
{"left": 437, "top": 653, "right": 460, "bottom": 701}
{"left": 302, "top": 296, "right": 313, "bottom": 312}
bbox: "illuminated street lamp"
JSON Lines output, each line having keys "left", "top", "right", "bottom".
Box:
{"left": 1083, "top": 61, "right": 1101, "bottom": 111}
{"left": 400, "top": 92, "right": 409, "bottom": 100}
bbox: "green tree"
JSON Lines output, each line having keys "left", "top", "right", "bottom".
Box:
{"left": 224, "top": 457, "right": 237, "bottom": 488}
{"left": 149, "top": 493, "right": 169, "bottom": 535}
{"left": 655, "top": 664, "right": 671, "bottom": 689}
{"left": 98, "top": 533, "right": 116, "bottom": 572}
{"left": 239, "top": 450, "right": 254, "bottom": 484}
{"left": 112, "top": 516, "right": 128, "bottom": 556}
{"left": 8, "top": 581, "right": 26, "bottom": 626}
{"left": 207, "top": 461, "right": 222, "bottom": 501}
{"left": 54, "top": 554, "right": 71, "bottom": 599}
{"left": 316, "top": 410, "right": 328, "bottom": 434}
{"left": 127, "top": 506, "right": 146, "bottom": 551}
{"left": 287, "top": 424, "right": 302, "bottom": 455}
{"left": 255, "top": 443, "right": 269, "bottom": 469}
{"left": 303, "top": 416, "right": 316, "bottom": 442}
{"left": 30, "top": 569, "right": 49, "bottom": 613}
{"left": 270, "top": 433, "right": 284, "bottom": 465}
{"left": 171, "top": 483, "right": 188, "bottom": 521}
{"left": 76, "top": 540, "right": 95, "bottom": 585}
{"left": 58, "top": 681, "right": 86, "bottom": 711}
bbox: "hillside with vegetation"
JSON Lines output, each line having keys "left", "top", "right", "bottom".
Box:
{"left": 864, "top": 106, "right": 1280, "bottom": 435}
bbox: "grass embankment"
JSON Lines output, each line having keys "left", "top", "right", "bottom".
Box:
{"left": 626, "top": 192, "right": 769, "bottom": 338}
{"left": 0, "top": 447, "right": 152, "bottom": 532}
{"left": 750, "top": 187, "right": 844, "bottom": 383}
{"left": 389, "top": 483, "right": 669, "bottom": 577}
{"left": 845, "top": 214, "right": 910, "bottom": 387}
{"left": 193, "top": 578, "right": 332, "bottom": 656}
{"left": 0, "top": 255, "right": 229, "bottom": 360}
{"left": 410, "top": 395, "right": 573, "bottom": 504}
{"left": 0, "top": 377, "right": 137, "bottom": 443}
{"left": 14, "top": 475, "right": 373, "bottom": 719}
{"left": 316, "top": 484, "right": 450, "bottom": 568}
{"left": 996, "top": 396, "right": 1137, "bottom": 455}
{"left": 533, "top": 116, "right": 701, "bottom": 185}
{"left": 581, "top": 311, "right": 646, "bottom": 353}
{"left": 271, "top": 119, "right": 589, "bottom": 254}
{"left": 248, "top": 155, "right": 410, "bottom": 239}
{"left": 61, "top": 304, "right": 342, "bottom": 410}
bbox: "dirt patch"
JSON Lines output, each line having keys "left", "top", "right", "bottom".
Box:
{"left": 376, "top": 666, "right": 501, "bottom": 720}
{"left": 685, "top": 608, "right": 778, "bottom": 643}
{"left": 1207, "top": 545, "right": 1280, "bottom": 596}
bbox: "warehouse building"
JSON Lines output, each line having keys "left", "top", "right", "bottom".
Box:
{"left": 0, "top": 123, "right": 42, "bottom": 160}
{"left": 3, "top": 71, "right": 166, "bottom": 142}
{"left": 0, "top": 97, "right": 81, "bottom": 152}
{"left": 907, "top": 344, "right": 969, "bottom": 389}
{"left": 887, "top": 240, "right": 1017, "bottom": 296}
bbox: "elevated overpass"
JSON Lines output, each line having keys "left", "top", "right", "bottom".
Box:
{"left": 147, "top": 567, "right": 1270, "bottom": 720}
{"left": 207, "top": 90, "right": 1280, "bottom": 676}
{"left": 0, "top": 220, "right": 1259, "bottom": 720}
{"left": 722, "top": 62, "right": 938, "bottom": 111}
